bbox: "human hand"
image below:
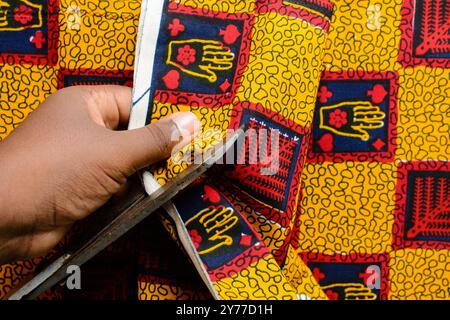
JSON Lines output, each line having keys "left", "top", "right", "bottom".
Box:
{"left": 0, "top": 85, "right": 200, "bottom": 264}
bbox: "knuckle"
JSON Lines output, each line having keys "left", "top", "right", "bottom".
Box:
{"left": 83, "top": 86, "right": 108, "bottom": 106}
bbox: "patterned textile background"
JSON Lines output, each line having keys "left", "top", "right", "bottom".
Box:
{"left": 293, "top": 0, "right": 450, "bottom": 300}
{"left": 0, "top": 0, "right": 448, "bottom": 300}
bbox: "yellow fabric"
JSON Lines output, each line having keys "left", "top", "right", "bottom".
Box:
{"left": 0, "top": 0, "right": 448, "bottom": 300}
{"left": 293, "top": 0, "right": 450, "bottom": 300}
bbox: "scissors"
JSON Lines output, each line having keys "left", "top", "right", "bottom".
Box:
{"left": 6, "top": 128, "right": 243, "bottom": 300}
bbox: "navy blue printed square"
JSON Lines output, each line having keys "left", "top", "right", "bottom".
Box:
{"left": 310, "top": 72, "right": 398, "bottom": 162}
{"left": 404, "top": 171, "right": 450, "bottom": 243}
{"left": 0, "top": 0, "right": 58, "bottom": 65}
{"left": 151, "top": 11, "right": 245, "bottom": 95}
{"left": 308, "top": 261, "right": 383, "bottom": 300}
{"left": 225, "top": 109, "right": 302, "bottom": 212}
{"left": 413, "top": 0, "right": 450, "bottom": 59}
{"left": 173, "top": 182, "right": 257, "bottom": 271}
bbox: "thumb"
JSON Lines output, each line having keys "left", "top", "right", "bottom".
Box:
{"left": 110, "top": 112, "right": 200, "bottom": 174}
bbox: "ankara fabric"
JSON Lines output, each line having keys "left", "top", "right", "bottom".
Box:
{"left": 0, "top": 0, "right": 448, "bottom": 300}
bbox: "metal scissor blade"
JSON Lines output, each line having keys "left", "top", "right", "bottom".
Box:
{"left": 6, "top": 128, "right": 244, "bottom": 300}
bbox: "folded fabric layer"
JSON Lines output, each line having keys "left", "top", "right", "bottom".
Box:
{"left": 129, "top": 0, "right": 334, "bottom": 300}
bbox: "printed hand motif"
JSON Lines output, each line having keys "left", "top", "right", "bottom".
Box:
{"left": 0, "top": 0, "right": 10, "bottom": 27}
{"left": 319, "top": 101, "right": 385, "bottom": 141}
{"left": 322, "top": 283, "right": 377, "bottom": 300}
{"left": 167, "top": 39, "right": 235, "bottom": 83}
{"left": 185, "top": 206, "right": 239, "bottom": 255}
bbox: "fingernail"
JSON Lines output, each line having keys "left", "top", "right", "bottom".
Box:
{"left": 170, "top": 112, "right": 200, "bottom": 143}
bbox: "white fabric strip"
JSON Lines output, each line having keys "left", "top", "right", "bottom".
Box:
{"left": 129, "top": 0, "right": 165, "bottom": 130}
